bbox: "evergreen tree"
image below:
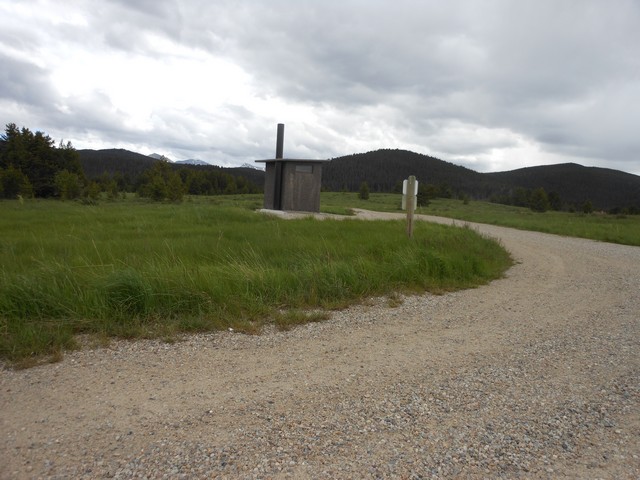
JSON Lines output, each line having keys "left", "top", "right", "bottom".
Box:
{"left": 0, "top": 123, "right": 84, "bottom": 197}
{"left": 0, "top": 165, "right": 33, "bottom": 199}
{"left": 512, "top": 187, "right": 530, "bottom": 207}
{"left": 85, "top": 181, "right": 101, "bottom": 200}
{"left": 358, "top": 181, "right": 370, "bottom": 200}
{"left": 416, "top": 183, "right": 430, "bottom": 207}
{"left": 54, "top": 170, "right": 83, "bottom": 200}
{"left": 137, "top": 160, "right": 185, "bottom": 201}
{"left": 548, "top": 191, "right": 562, "bottom": 211}
{"left": 166, "top": 171, "right": 185, "bottom": 201}
{"left": 223, "top": 175, "right": 237, "bottom": 194}
{"left": 530, "top": 187, "right": 550, "bottom": 212}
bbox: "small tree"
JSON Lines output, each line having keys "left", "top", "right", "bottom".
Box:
{"left": 582, "top": 200, "right": 594, "bottom": 214}
{"left": 358, "top": 181, "right": 370, "bottom": 200}
{"left": 85, "top": 181, "right": 101, "bottom": 201}
{"left": 105, "top": 179, "right": 119, "bottom": 200}
{"left": 425, "top": 184, "right": 438, "bottom": 200}
{"left": 223, "top": 175, "right": 237, "bottom": 195}
{"left": 146, "top": 174, "right": 169, "bottom": 201}
{"left": 54, "top": 170, "right": 82, "bottom": 200}
{"left": 416, "top": 182, "right": 430, "bottom": 207}
{"left": 137, "top": 160, "right": 184, "bottom": 201}
{"left": 548, "top": 191, "right": 562, "bottom": 211}
{"left": 530, "top": 187, "right": 550, "bottom": 212}
{"left": 512, "top": 187, "right": 530, "bottom": 207}
{"left": 0, "top": 165, "right": 33, "bottom": 198}
{"left": 166, "top": 171, "right": 185, "bottom": 201}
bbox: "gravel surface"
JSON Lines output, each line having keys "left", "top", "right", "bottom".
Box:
{"left": 1, "top": 210, "right": 639, "bottom": 479}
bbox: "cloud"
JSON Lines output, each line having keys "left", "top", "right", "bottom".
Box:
{"left": 0, "top": 53, "right": 56, "bottom": 107}
{"left": 1, "top": 0, "right": 639, "bottom": 174}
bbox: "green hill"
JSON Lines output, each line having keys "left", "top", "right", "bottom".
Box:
{"left": 486, "top": 163, "right": 640, "bottom": 211}
{"left": 322, "top": 149, "right": 640, "bottom": 211}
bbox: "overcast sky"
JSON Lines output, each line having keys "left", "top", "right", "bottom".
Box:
{"left": 1, "top": 1, "right": 639, "bottom": 174}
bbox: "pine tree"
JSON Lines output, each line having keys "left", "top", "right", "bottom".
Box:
{"left": 358, "top": 181, "right": 370, "bottom": 200}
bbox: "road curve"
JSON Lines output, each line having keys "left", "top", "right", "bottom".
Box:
{"left": 2, "top": 211, "right": 639, "bottom": 478}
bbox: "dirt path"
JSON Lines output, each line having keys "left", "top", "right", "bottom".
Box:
{"left": 2, "top": 211, "right": 639, "bottom": 479}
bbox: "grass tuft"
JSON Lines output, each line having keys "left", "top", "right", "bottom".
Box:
{"left": 103, "top": 269, "right": 152, "bottom": 317}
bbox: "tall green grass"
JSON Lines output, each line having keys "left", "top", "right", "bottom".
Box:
{"left": 0, "top": 197, "right": 511, "bottom": 364}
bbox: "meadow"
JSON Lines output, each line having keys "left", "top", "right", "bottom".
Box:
{"left": 0, "top": 195, "right": 511, "bottom": 365}
{"left": 321, "top": 192, "right": 640, "bottom": 247}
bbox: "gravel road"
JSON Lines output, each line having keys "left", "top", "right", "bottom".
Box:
{"left": 1, "top": 211, "right": 639, "bottom": 479}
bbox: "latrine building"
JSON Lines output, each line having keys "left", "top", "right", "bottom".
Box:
{"left": 256, "top": 124, "right": 327, "bottom": 213}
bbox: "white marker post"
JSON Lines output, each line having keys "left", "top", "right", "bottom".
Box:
{"left": 403, "top": 175, "right": 418, "bottom": 238}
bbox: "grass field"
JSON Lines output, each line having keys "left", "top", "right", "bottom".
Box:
{"left": 0, "top": 196, "right": 512, "bottom": 365}
{"left": 3, "top": 192, "right": 636, "bottom": 366}
{"left": 320, "top": 192, "right": 640, "bottom": 247}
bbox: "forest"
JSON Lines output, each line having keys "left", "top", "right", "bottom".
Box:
{"left": 0, "top": 124, "right": 262, "bottom": 201}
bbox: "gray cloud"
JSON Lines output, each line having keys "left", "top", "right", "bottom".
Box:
{"left": 0, "top": 54, "right": 57, "bottom": 107}
{"left": 1, "top": 0, "right": 639, "bottom": 174}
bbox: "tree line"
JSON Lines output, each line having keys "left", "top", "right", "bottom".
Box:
{"left": 0, "top": 124, "right": 262, "bottom": 201}
{"left": 323, "top": 149, "right": 640, "bottom": 213}
{"left": 0, "top": 123, "right": 84, "bottom": 199}
{"left": 356, "top": 175, "right": 591, "bottom": 213}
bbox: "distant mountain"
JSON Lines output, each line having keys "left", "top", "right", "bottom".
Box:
{"left": 149, "top": 154, "right": 213, "bottom": 166}
{"left": 322, "top": 149, "right": 640, "bottom": 211}
{"left": 322, "top": 149, "right": 499, "bottom": 198}
{"left": 78, "top": 147, "right": 639, "bottom": 211}
{"left": 240, "top": 162, "right": 264, "bottom": 170}
{"left": 78, "top": 148, "right": 157, "bottom": 178}
{"left": 486, "top": 163, "right": 640, "bottom": 210}
{"left": 78, "top": 148, "right": 265, "bottom": 191}
{"left": 174, "top": 159, "right": 211, "bottom": 166}
{"left": 224, "top": 165, "right": 265, "bottom": 186}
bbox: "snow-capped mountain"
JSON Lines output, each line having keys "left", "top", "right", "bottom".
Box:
{"left": 174, "top": 159, "right": 211, "bottom": 166}
{"left": 147, "top": 153, "right": 258, "bottom": 169}
{"left": 149, "top": 153, "right": 170, "bottom": 161}
{"left": 240, "top": 162, "right": 262, "bottom": 170}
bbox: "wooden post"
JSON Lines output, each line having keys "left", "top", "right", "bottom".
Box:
{"left": 406, "top": 175, "right": 416, "bottom": 238}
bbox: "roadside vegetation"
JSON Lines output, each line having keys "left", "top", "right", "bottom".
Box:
{"left": 0, "top": 196, "right": 511, "bottom": 366}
